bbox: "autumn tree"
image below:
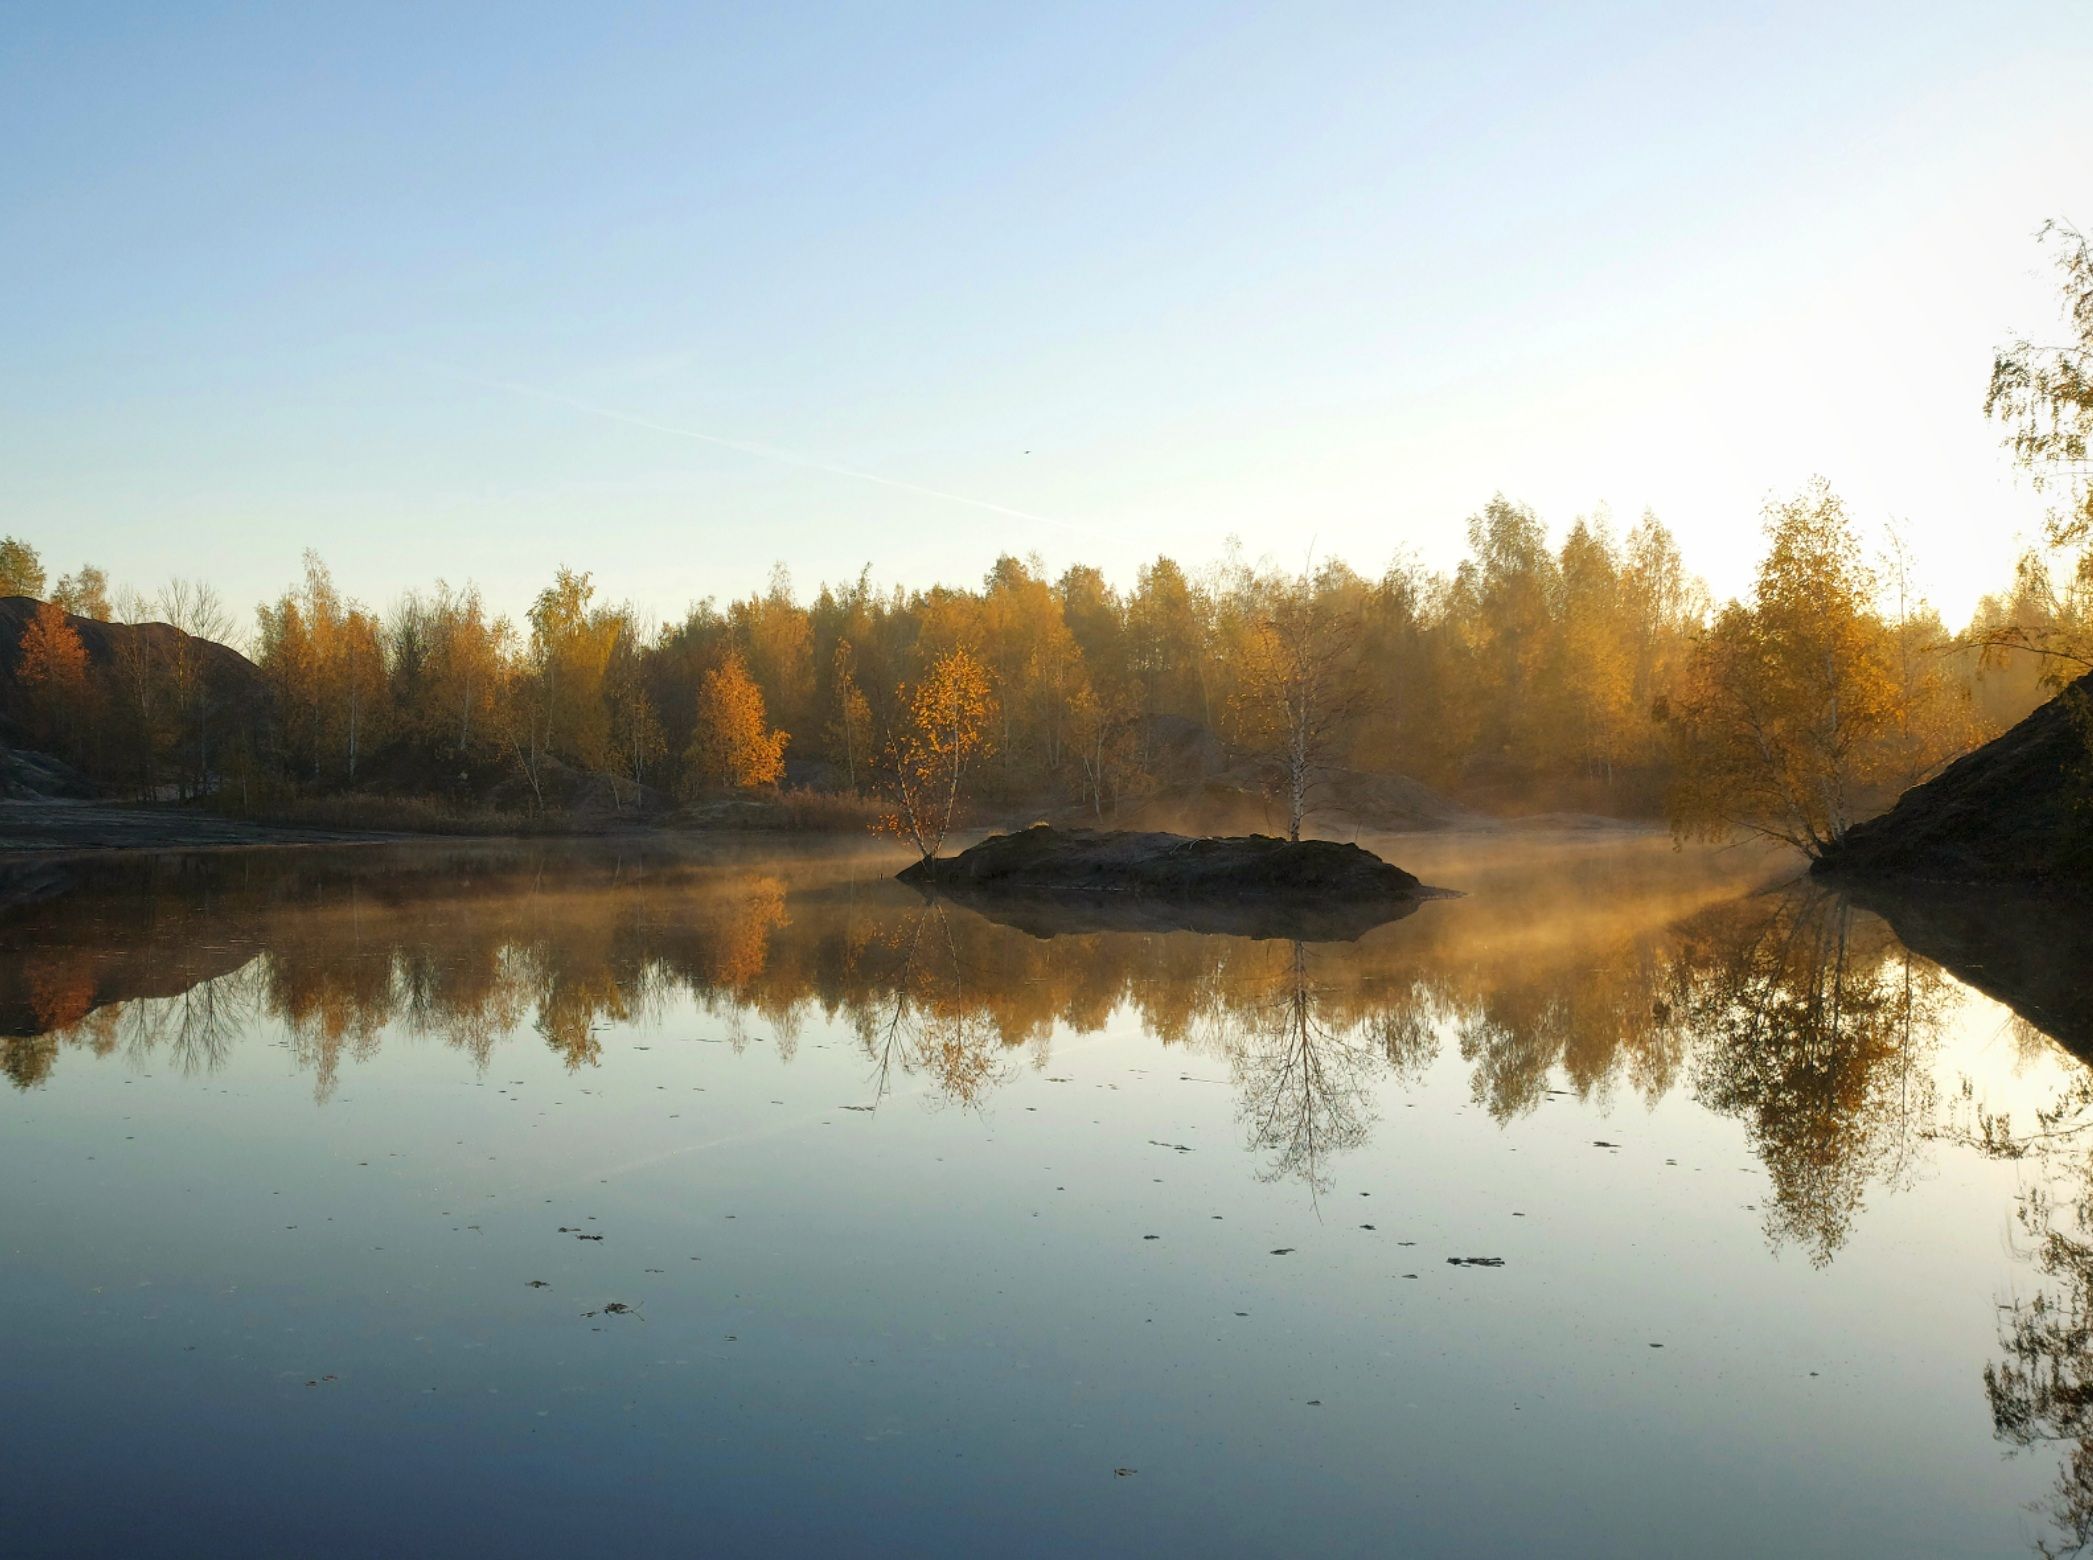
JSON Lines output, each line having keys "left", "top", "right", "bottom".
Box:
{"left": 876, "top": 645, "right": 995, "bottom": 866}
{"left": 1668, "top": 481, "right": 1900, "bottom": 856}
{"left": 979, "top": 554, "right": 1085, "bottom": 784}
{"left": 685, "top": 649, "right": 788, "bottom": 792}
{"left": 827, "top": 640, "right": 874, "bottom": 789}
{"left": 15, "top": 600, "right": 91, "bottom": 751}
{"left": 254, "top": 555, "right": 390, "bottom": 785}
{"left": 606, "top": 615, "right": 666, "bottom": 799}
{"left": 1554, "top": 517, "right": 1635, "bottom": 784}
{"left": 419, "top": 582, "right": 510, "bottom": 758}
{"left": 51, "top": 565, "right": 111, "bottom": 621}
{"left": 732, "top": 565, "right": 815, "bottom": 740}
{"left": 523, "top": 567, "right": 616, "bottom": 773}
{"left": 0, "top": 537, "right": 46, "bottom": 598}
{"left": 1127, "top": 557, "right": 1213, "bottom": 726}
{"left": 160, "top": 577, "right": 234, "bottom": 795}
{"left": 1990, "top": 221, "right": 2093, "bottom": 559}
{"left": 1227, "top": 567, "right": 1372, "bottom": 841}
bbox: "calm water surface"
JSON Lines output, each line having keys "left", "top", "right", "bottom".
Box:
{"left": 3, "top": 833, "right": 2091, "bottom": 1558}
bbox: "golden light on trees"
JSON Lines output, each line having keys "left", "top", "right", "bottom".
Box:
{"left": 15, "top": 600, "right": 91, "bottom": 750}
{"left": 13, "top": 219, "right": 2087, "bottom": 848}
{"left": 827, "top": 640, "right": 873, "bottom": 790}
{"left": 0, "top": 537, "right": 46, "bottom": 599}
{"left": 687, "top": 648, "right": 788, "bottom": 792}
{"left": 876, "top": 644, "right": 995, "bottom": 864}
{"left": 1667, "top": 481, "right": 1904, "bottom": 856}
{"left": 51, "top": 565, "right": 111, "bottom": 621}
{"left": 1227, "top": 569, "right": 1371, "bottom": 842}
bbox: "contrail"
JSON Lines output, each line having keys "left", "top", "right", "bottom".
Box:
{"left": 440, "top": 366, "right": 1084, "bottom": 533}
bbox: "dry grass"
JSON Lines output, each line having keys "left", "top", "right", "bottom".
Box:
{"left": 771, "top": 786, "right": 887, "bottom": 831}
{"left": 234, "top": 793, "right": 558, "bottom": 836}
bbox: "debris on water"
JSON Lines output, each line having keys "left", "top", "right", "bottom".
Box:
{"left": 1592, "top": 1141, "right": 1619, "bottom": 1149}
{"left": 1114, "top": 1467, "right": 1137, "bottom": 1478}
{"left": 1270, "top": 1247, "right": 1296, "bottom": 1256}
{"left": 526, "top": 1280, "right": 549, "bottom": 1289}
{"left": 575, "top": 1233, "right": 604, "bottom": 1242}
{"left": 839, "top": 1105, "right": 874, "bottom": 1112}
{"left": 581, "top": 1301, "right": 643, "bottom": 1320}
{"left": 1306, "top": 1399, "right": 1322, "bottom": 1407}
{"left": 1147, "top": 1140, "right": 1193, "bottom": 1153}
{"left": 1446, "top": 1257, "right": 1505, "bottom": 1268}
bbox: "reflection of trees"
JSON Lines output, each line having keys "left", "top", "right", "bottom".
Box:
{"left": 1958, "top": 1070, "right": 2093, "bottom": 1556}
{"left": 6, "top": 843, "right": 1773, "bottom": 1121}
{"left": 855, "top": 902, "right": 1014, "bottom": 1111}
{"left": 0, "top": 846, "right": 1973, "bottom": 1248}
{"left": 1671, "top": 885, "right": 1943, "bottom": 1266}
{"left": 1229, "top": 941, "right": 1388, "bottom": 1194}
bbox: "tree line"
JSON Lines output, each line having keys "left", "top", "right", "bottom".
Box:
{"left": 2, "top": 494, "right": 2075, "bottom": 841}
{"left": 5, "top": 223, "right": 2088, "bottom": 853}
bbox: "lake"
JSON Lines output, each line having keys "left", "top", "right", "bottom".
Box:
{"left": 3, "top": 831, "right": 2089, "bottom": 1558}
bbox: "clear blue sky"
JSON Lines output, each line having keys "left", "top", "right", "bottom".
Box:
{"left": 4, "top": 1, "right": 2087, "bottom": 634}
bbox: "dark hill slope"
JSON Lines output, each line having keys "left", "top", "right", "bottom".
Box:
{"left": 1816, "top": 671, "right": 2093, "bottom": 884}
{"left": 0, "top": 596, "right": 272, "bottom": 791}
{"left": 0, "top": 596, "right": 268, "bottom": 708}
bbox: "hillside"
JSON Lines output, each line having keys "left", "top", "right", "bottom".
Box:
{"left": 1815, "top": 671, "right": 2093, "bottom": 884}
{"left": 0, "top": 596, "right": 272, "bottom": 796}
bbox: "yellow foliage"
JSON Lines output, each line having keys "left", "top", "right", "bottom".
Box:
{"left": 687, "top": 649, "right": 788, "bottom": 791}
{"left": 875, "top": 645, "right": 996, "bottom": 860}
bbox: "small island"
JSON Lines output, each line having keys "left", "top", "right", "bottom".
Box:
{"left": 896, "top": 825, "right": 1444, "bottom": 901}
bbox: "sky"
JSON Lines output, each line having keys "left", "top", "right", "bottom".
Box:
{"left": 4, "top": 1, "right": 2089, "bottom": 635}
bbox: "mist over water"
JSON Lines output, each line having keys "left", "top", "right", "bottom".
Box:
{"left": 3, "top": 833, "right": 2088, "bottom": 1557}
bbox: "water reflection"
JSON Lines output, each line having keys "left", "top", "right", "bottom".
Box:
{"left": 1959, "top": 1055, "right": 2093, "bottom": 1556}
{"left": 0, "top": 842, "right": 2045, "bottom": 1257}
{"left": 1672, "top": 886, "right": 1943, "bottom": 1265}
{"left": 1232, "top": 940, "right": 1385, "bottom": 1193}
{"left": 10, "top": 840, "right": 2093, "bottom": 1554}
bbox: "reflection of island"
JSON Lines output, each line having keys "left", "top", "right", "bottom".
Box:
{"left": 908, "top": 883, "right": 1431, "bottom": 943}
{"left": 0, "top": 843, "right": 2012, "bottom": 1251}
{"left": 1840, "top": 880, "right": 2093, "bottom": 1059}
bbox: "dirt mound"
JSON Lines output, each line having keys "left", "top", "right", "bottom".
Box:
{"left": 0, "top": 595, "right": 269, "bottom": 726}
{"left": 898, "top": 824, "right": 1435, "bottom": 901}
{"left": 1816, "top": 672, "right": 2093, "bottom": 884}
